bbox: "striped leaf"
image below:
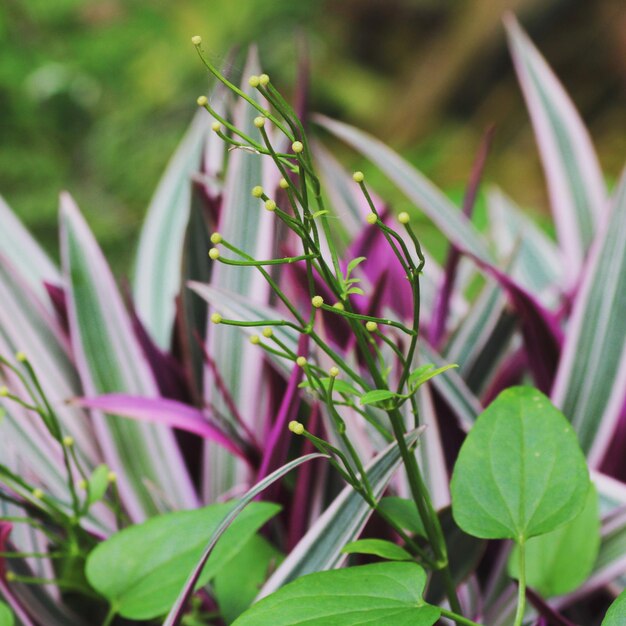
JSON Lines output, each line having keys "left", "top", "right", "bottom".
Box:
{"left": 258, "top": 429, "right": 424, "bottom": 597}
{"left": 505, "top": 15, "right": 607, "bottom": 280}
{"left": 551, "top": 172, "right": 626, "bottom": 463}
{"left": 60, "top": 193, "right": 197, "bottom": 520}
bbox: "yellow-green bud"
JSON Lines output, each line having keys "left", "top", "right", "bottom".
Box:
{"left": 107, "top": 471, "right": 117, "bottom": 483}
{"left": 398, "top": 212, "right": 410, "bottom": 225}
{"left": 288, "top": 420, "right": 304, "bottom": 435}
{"left": 197, "top": 95, "right": 208, "bottom": 107}
{"left": 210, "top": 232, "right": 222, "bottom": 244}
{"left": 296, "top": 356, "right": 307, "bottom": 367}
{"left": 333, "top": 302, "right": 345, "bottom": 311}
{"left": 191, "top": 35, "right": 202, "bottom": 46}
{"left": 366, "top": 212, "right": 378, "bottom": 225}
{"left": 248, "top": 75, "right": 260, "bottom": 88}
{"left": 0, "top": 386, "right": 8, "bottom": 397}
{"left": 78, "top": 479, "right": 88, "bottom": 490}
{"left": 254, "top": 116, "right": 265, "bottom": 128}
{"left": 311, "top": 295, "right": 324, "bottom": 308}
{"left": 291, "top": 141, "right": 304, "bottom": 154}
{"left": 15, "top": 351, "right": 27, "bottom": 362}
{"left": 259, "top": 73, "right": 270, "bottom": 86}
{"left": 264, "top": 199, "right": 277, "bottom": 212}
{"left": 62, "top": 435, "right": 74, "bottom": 447}
{"left": 329, "top": 366, "right": 340, "bottom": 378}
{"left": 210, "top": 313, "right": 223, "bottom": 324}
{"left": 211, "top": 121, "right": 221, "bottom": 132}
{"left": 249, "top": 335, "right": 260, "bottom": 345}
{"left": 366, "top": 321, "right": 378, "bottom": 332}
{"left": 208, "top": 247, "right": 220, "bottom": 260}
{"left": 5, "top": 571, "right": 16, "bottom": 582}
{"left": 32, "top": 488, "right": 44, "bottom": 500}
{"left": 279, "top": 177, "right": 289, "bottom": 189}
{"left": 251, "top": 185, "right": 264, "bottom": 198}
{"left": 262, "top": 327, "right": 273, "bottom": 338}
{"left": 352, "top": 171, "right": 364, "bottom": 183}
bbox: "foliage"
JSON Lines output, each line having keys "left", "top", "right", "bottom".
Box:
{"left": 0, "top": 13, "right": 624, "bottom": 626}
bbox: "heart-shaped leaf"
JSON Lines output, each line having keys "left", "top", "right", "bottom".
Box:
{"left": 85, "top": 501, "right": 279, "bottom": 619}
{"left": 377, "top": 497, "right": 426, "bottom": 537}
{"left": 342, "top": 539, "right": 412, "bottom": 562}
{"left": 233, "top": 562, "right": 441, "bottom": 625}
{"left": 451, "top": 386, "right": 589, "bottom": 541}
{"left": 508, "top": 484, "right": 600, "bottom": 597}
{"left": 0, "top": 602, "right": 14, "bottom": 626}
{"left": 602, "top": 589, "right": 626, "bottom": 626}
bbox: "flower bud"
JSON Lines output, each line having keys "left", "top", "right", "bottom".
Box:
{"left": 333, "top": 302, "right": 345, "bottom": 311}
{"left": 251, "top": 185, "right": 264, "bottom": 198}
{"left": 248, "top": 75, "right": 260, "bottom": 88}
{"left": 264, "top": 199, "right": 277, "bottom": 212}
{"left": 32, "top": 488, "right": 44, "bottom": 500}
{"left": 0, "top": 386, "right": 8, "bottom": 397}
{"left": 262, "top": 327, "right": 273, "bottom": 338}
{"left": 288, "top": 420, "right": 304, "bottom": 435}
{"left": 259, "top": 73, "right": 270, "bottom": 86}
{"left": 210, "top": 313, "right": 222, "bottom": 324}
{"left": 254, "top": 116, "right": 265, "bottom": 128}
{"left": 249, "top": 335, "right": 260, "bottom": 345}
{"left": 296, "top": 356, "right": 307, "bottom": 367}
{"left": 210, "top": 232, "right": 222, "bottom": 244}
{"left": 197, "top": 95, "right": 208, "bottom": 107}
{"left": 398, "top": 212, "right": 410, "bottom": 225}
{"left": 291, "top": 141, "right": 304, "bottom": 154}
{"left": 352, "top": 171, "right": 364, "bottom": 183}
{"left": 208, "top": 247, "right": 220, "bottom": 260}
{"left": 366, "top": 321, "right": 378, "bottom": 332}
{"left": 329, "top": 366, "right": 340, "bottom": 378}
{"left": 279, "top": 177, "right": 289, "bottom": 189}
{"left": 62, "top": 435, "right": 74, "bottom": 447}
{"left": 78, "top": 479, "right": 88, "bottom": 490}
{"left": 211, "top": 121, "right": 221, "bottom": 132}
{"left": 366, "top": 212, "right": 378, "bottom": 225}
{"left": 107, "top": 471, "right": 117, "bottom": 483}
{"left": 311, "top": 295, "right": 324, "bottom": 308}
{"left": 15, "top": 351, "right": 27, "bottom": 362}
{"left": 191, "top": 35, "right": 202, "bottom": 45}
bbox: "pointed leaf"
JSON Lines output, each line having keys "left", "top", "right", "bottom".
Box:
{"left": 360, "top": 389, "right": 398, "bottom": 406}
{"left": 342, "top": 539, "right": 412, "bottom": 562}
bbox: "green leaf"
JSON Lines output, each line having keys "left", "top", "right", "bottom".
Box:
{"left": 233, "top": 563, "right": 441, "bottom": 626}
{"left": 85, "top": 501, "right": 280, "bottom": 619}
{"left": 0, "top": 601, "right": 14, "bottom": 626}
{"left": 346, "top": 286, "right": 365, "bottom": 296}
{"left": 346, "top": 256, "right": 366, "bottom": 276}
{"left": 602, "top": 589, "right": 626, "bottom": 626}
{"left": 378, "top": 497, "right": 426, "bottom": 537}
{"left": 214, "top": 535, "right": 282, "bottom": 624}
{"left": 360, "top": 389, "right": 398, "bottom": 406}
{"left": 408, "top": 364, "right": 458, "bottom": 389}
{"left": 342, "top": 539, "right": 412, "bottom": 561}
{"left": 450, "top": 386, "right": 590, "bottom": 541}
{"left": 508, "top": 483, "right": 600, "bottom": 597}
{"left": 86, "top": 464, "right": 110, "bottom": 507}
{"left": 312, "top": 210, "right": 330, "bottom": 218}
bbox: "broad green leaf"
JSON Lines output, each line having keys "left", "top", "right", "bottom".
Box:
{"left": 602, "top": 589, "right": 626, "bottom": 626}
{"left": 342, "top": 539, "right": 412, "bottom": 562}
{"left": 234, "top": 563, "right": 441, "bottom": 626}
{"left": 0, "top": 601, "right": 14, "bottom": 626}
{"left": 86, "top": 464, "right": 110, "bottom": 507}
{"left": 214, "top": 535, "right": 282, "bottom": 624}
{"left": 60, "top": 193, "right": 197, "bottom": 519}
{"left": 85, "top": 501, "right": 280, "bottom": 619}
{"left": 505, "top": 16, "right": 606, "bottom": 278}
{"left": 408, "top": 364, "right": 458, "bottom": 389}
{"left": 451, "top": 386, "right": 589, "bottom": 541}
{"left": 508, "top": 483, "right": 599, "bottom": 597}
{"left": 378, "top": 497, "right": 426, "bottom": 537}
{"left": 259, "top": 430, "right": 424, "bottom": 597}
{"left": 360, "top": 389, "right": 398, "bottom": 406}
{"left": 551, "top": 172, "right": 626, "bottom": 463}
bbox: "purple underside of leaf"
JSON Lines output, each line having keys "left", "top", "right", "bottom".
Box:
{"left": 469, "top": 255, "right": 562, "bottom": 394}
{"left": 73, "top": 394, "right": 247, "bottom": 461}
{"left": 43, "top": 281, "right": 69, "bottom": 335}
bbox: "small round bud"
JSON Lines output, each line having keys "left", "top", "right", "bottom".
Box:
{"left": 311, "top": 295, "right": 324, "bottom": 308}
{"left": 398, "top": 212, "right": 410, "bottom": 225}
{"left": 249, "top": 335, "right": 260, "bottom": 345}
{"left": 210, "top": 313, "right": 223, "bottom": 325}
{"left": 208, "top": 247, "right": 220, "bottom": 260}
{"left": 211, "top": 121, "right": 221, "bottom": 132}
{"left": 210, "top": 232, "right": 222, "bottom": 244}
{"left": 191, "top": 35, "right": 202, "bottom": 46}
{"left": 333, "top": 302, "right": 345, "bottom": 311}
{"left": 329, "top": 366, "right": 340, "bottom": 378}
{"left": 259, "top": 73, "right": 270, "bottom": 86}
{"left": 15, "top": 351, "right": 27, "bottom": 362}
{"left": 5, "top": 571, "right": 16, "bottom": 582}
{"left": 197, "top": 95, "right": 208, "bottom": 107}
{"left": 251, "top": 185, "right": 264, "bottom": 198}
{"left": 254, "top": 116, "right": 265, "bottom": 128}
{"left": 262, "top": 327, "right": 273, "bottom": 338}
{"left": 291, "top": 141, "right": 304, "bottom": 154}
{"left": 107, "top": 471, "right": 117, "bottom": 483}
{"left": 279, "top": 177, "right": 289, "bottom": 189}
{"left": 352, "top": 171, "right": 364, "bottom": 183}
{"left": 78, "top": 479, "right": 88, "bottom": 490}
{"left": 0, "top": 386, "right": 8, "bottom": 397}
{"left": 248, "top": 75, "right": 260, "bottom": 88}
{"left": 296, "top": 356, "right": 307, "bottom": 367}
{"left": 366, "top": 212, "right": 378, "bottom": 225}
{"left": 288, "top": 420, "right": 304, "bottom": 435}
{"left": 264, "top": 199, "right": 277, "bottom": 212}
{"left": 366, "top": 321, "right": 378, "bottom": 332}
{"left": 62, "top": 435, "right": 74, "bottom": 447}
{"left": 32, "top": 488, "right": 44, "bottom": 500}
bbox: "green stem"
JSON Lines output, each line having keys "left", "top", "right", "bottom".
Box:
{"left": 439, "top": 608, "right": 484, "bottom": 626}
{"left": 101, "top": 606, "right": 117, "bottom": 626}
{"left": 513, "top": 540, "right": 526, "bottom": 626}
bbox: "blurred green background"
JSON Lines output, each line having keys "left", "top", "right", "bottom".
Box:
{"left": 1, "top": 0, "right": 624, "bottom": 274}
